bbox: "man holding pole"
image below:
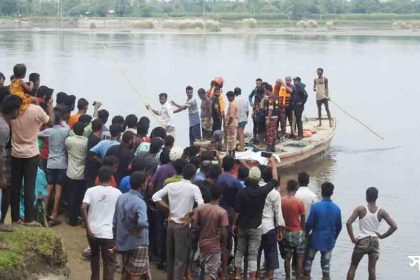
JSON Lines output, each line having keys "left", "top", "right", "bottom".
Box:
{"left": 314, "top": 67, "right": 332, "bottom": 128}
{"left": 146, "top": 93, "right": 175, "bottom": 137}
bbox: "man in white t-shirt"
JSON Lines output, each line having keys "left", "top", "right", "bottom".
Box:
{"left": 146, "top": 93, "right": 175, "bottom": 136}
{"left": 295, "top": 172, "right": 317, "bottom": 222}
{"left": 81, "top": 166, "right": 122, "bottom": 280}
{"left": 234, "top": 87, "right": 249, "bottom": 150}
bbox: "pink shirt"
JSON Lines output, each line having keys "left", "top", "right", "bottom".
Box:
{"left": 11, "top": 104, "right": 49, "bottom": 158}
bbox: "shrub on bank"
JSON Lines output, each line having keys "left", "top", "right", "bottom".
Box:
{"left": 240, "top": 18, "right": 258, "bottom": 28}
{"left": 132, "top": 20, "right": 154, "bottom": 29}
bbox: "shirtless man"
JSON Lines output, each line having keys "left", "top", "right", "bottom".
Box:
{"left": 346, "top": 187, "right": 398, "bottom": 280}
{"left": 313, "top": 68, "right": 332, "bottom": 127}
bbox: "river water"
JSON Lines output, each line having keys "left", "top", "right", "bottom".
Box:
{"left": 0, "top": 30, "right": 419, "bottom": 279}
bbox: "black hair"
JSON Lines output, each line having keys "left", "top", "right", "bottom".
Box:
{"left": 36, "top": 86, "right": 53, "bottom": 99}
{"left": 261, "top": 165, "right": 273, "bottom": 182}
{"left": 131, "top": 157, "right": 146, "bottom": 172}
{"left": 98, "top": 109, "right": 109, "bottom": 124}
{"left": 183, "top": 146, "right": 199, "bottom": 159}
{"left": 149, "top": 137, "right": 163, "bottom": 154}
{"left": 256, "top": 86, "right": 264, "bottom": 95}
{"left": 189, "top": 156, "right": 201, "bottom": 169}
{"left": 234, "top": 87, "right": 241, "bottom": 96}
{"left": 1, "top": 95, "right": 22, "bottom": 115}
{"left": 73, "top": 121, "right": 85, "bottom": 136}
{"left": 137, "top": 118, "right": 150, "bottom": 136}
{"left": 159, "top": 148, "right": 171, "bottom": 165}
{"left": 79, "top": 114, "right": 92, "bottom": 125}
{"left": 98, "top": 166, "right": 113, "bottom": 183}
{"left": 56, "top": 92, "right": 68, "bottom": 105}
{"left": 0, "top": 72, "right": 5, "bottom": 80}
{"left": 13, "top": 64, "right": 27, "bottom": 78}
{"left": 130, "top": 171, "right": 147, "bottom": 191}
{"left": 317, "top": 67, "right": 324, "bottom": 72}
{"left": 287, "top": 179, "right": 298, "bottom": 192}
{"left": 103, "top": 155, "right": 120, "bottom": 168}
{"left": 109, "top": 124, "right": 122, "bottom": 138}
{"left": 64, "top": 94, "right": 76, "bottom": 108}
{"left": 150, "top": 127, "right": 166, "bottom": 140}
{"left": 125, "top": 114, "right": 138, "bottom": 129}
{"left": 208, "top": 164, "right": 222, "bottom": 180}
{"left": 138, "top": 116, "right": 150, "bottom": 125}
{"left": 122, "top": 131, "right": 135, "bottom": 145}
{"left": 298, "top": 172, "right": 310, "bottom": 186}
{"left": 53, "top": 109, "right": 63, "bottom": 125}
{"left": 226, "top": 91, "right": 235, "bottom": 98}
{"left": 77, "top": 98, "right": 89, "bottom": 111}
{"left": 210, "top": 184, "right": 222, "bottom": 201}
{"left": 159, "top": 93, "right": 168, "bottom": 99}
{"left": 222, "top": 155, "right": 235, "bottom": 172}
{"left": 173, "top": 158, "right": 187, "bottom": 175}
{"left": 198, "top": 88, "right": 206, "bottom": 95}
{"left": 321, "top": 182, "right": 334, "bottom": 198}
{"left": 112, "top": 115, "right": 125, "bottom": 130}
{"left": 92, "top": 118, "right": 104, "bottom": 132}
{"left": 165, "top": 135, "right": 175, "bottom": 147}
{"left": 256, "top": 78, "right": 262, "bottom": 82}
{"left": 264, "top": 83, "right": 273, "bottom": 92}
{"left": 237, "top": 165, "right": 249, "bottom": 181}
{"left": 183, "top": 163, "right": 197, "bottom": 180}
{"left": 200, "top": 160, "right": 212, "bottom": 174}
{"left": 0, "top": 86, "right": 11, "bottom": 105}
{"left": 186, "top": 85, "right": 193, "bottom": 91}
{"left": 29, "top": 73, "right": 40, "bottom": 82}
{"left": 366, "top": 187, "right": 378, "bottom": 203}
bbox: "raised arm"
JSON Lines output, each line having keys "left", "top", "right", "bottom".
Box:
{"left": 346, "top": 206, "right": 361, "bottom": 244}
{"left": 20, "top": 80, "right": 33, "bottom": 93}
{"left": 376, "top": 209, "right": 398, "bottom": 239}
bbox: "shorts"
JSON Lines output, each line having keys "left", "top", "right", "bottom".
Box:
{"left": 200, "top": 252, "right": 221, "bottom": 279}
{"left": 261, "top": 229, "right": 280, "bottom": 270}
{"left": 283, "top": 230, "right": 306, "bottom": 256}
{"left": 46, "top": 168, "right": 66, "bottom": 185}
{"left": 122, "top": 246, "right": 151, "bottom": 278}
{"left": 238, "top": 121, "right": 247, "bottom": 129}
{"left": 316, "top": 98, "right": 329, "bottom": 107}
{"left": 353, "top": 237, "right": 380, "bottom": 260}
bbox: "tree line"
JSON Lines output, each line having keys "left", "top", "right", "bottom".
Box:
{"left": 1, "top": 0, "right": 420, "bottom": 19}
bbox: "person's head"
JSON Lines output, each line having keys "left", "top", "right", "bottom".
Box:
{"left": 210, "top": 184, "right": 223, "bottom": 202}
{"left": 297, "top": 172, "right": 309, "bottom": 187}
{"left": 321, "top": 182, "right": 334, "bottom": 198}
{"left": 112, "top": 115, "right": 125, "bottom": 131}
{"left": 214, "top": 87, "right": 221, "bottom": 97}
{"left": 237, "top": 165, "right": 249, "bottom": 181}
{"left": 293, "top": 77, "right": 301, "bottom": 87}
{"left": 159, "top": 148, "right": 171, "bottom": 165}
{"left": 226, "top": 91, "right": 235, "bottom": 102}
{"left": 1, "top": 95, "right": 22, "bottom": 120}
{"left": 0, "top": 72, "right": 5, "bottom": 86}
{"left": 98, "top": 166, "right": 113, "bottom": 184}
{"left": 29, "top": 73, "right": 40, "bottom": 88}
{"left": 183, "top": 163, "right": 196, "bottom": 180}
{"left": 53, "top": 109, "right": 63, "bottom": 125}
{"left": 150, "top": 126, "right": 166, "bottom": 140}
{"left": 98, "top": 109, "right": 109, "bottom": 124}
{"left": 56, "top": 92, "right": 68, "bottom": 105}
{"left": 366, "top": 187, "right": 378, "bottom": 203}
{"left": 77, "top": 98, "right": 89, "bottom": 113}
{"left": 121, "top": 131, "right": 135, "bottom": 148}
{"left": 103, "top": 155, "right": 120, "bottom": 173}
{"left": 248, "top": 166, "right": 261, "bottom": 182}
{"left": 169, "top": 146, "right": 184, "bottom": 162}
{"left": 64, "top": 94, "right": 76, "bottom": 111}
{"left": 198, "top": 88, "right": 206, "bottom": 100}
{"left": 263, "top": 83, "right": 273, "bottom": 94}
{"left": 149, "top": 137, "right": 163, "bottom": 155}
{"left": 78, "top": 114, "right": 92, "bottom": 126}
{"left": 285, "top": 76, "right": 292, "bottom": 86}
{"left": 164, "top": 135, "right": 175, "bottom": 148}
{"left": 92, "top": 118, "right": 104, "bottom": 133}
{"left": 256, "top": 86, "right": 264, "bottom": 96}
{"left": 36, "top": 86, "right": 54, "bottom": 100}
{"left": 256, "top": 78, "right": 262, "bottom": 87}
{"left": 287, "top": 179, "right": 299, "bottom": 193}
{"left": 125, "top": 114, "right": 138, "bottom": 129}
{"left": 186, "top": 85, "right": 193, "bottom": 99}
{"left": 207, "top": 164, "right": 222, "bottom": 181}
{"left": 137, "top": 117, "right": 150, "bottom": 137}
{"left": 317, "top": 67, "right": 324, "bottom": 77}
{"left": 222, "top": 155, "right": 235, "bottom": 172}
{"left": 234, "top": 87, "right": 241, "bottom": 96}
{"left": 189, "top": 156, "right": 201, "bottom": 169}
{"left": 159, "top": 93, "right": 168, "bottom": 105}
{"left": 13, "top": 64, "right": 27, "bottom": 79}
{"left": 130, "top": 157, "right": 146, "bottom": 173}
{"left": 200, "top": 160, "right": 212, "bottom": 174}
{"left": 173, "top": 158, "right": 187, "bottom": 175}
{"left": 130, "top": 171, "right": 148, "bottom": 192}
{"left": 109, "top": 124, "right": 122, "bottom": 139}
{"left": 72, "top": 121, "right": 85, "bottom": 136}
{"left": 260, "top": 165, "right": 273, "bottom": 183}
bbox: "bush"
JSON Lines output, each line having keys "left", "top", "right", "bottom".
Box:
{"left": 132, "top": 20, "right": 154, "bottom": 29}
{"left": 205, "top": 20, "right": 221, "bottom": 32}
{"left": 240, "top": 18, "right": 258, "bottom": 28}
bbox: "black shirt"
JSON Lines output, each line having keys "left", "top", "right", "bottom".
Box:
{"left": 106, "top": 143, "right": 134, "bottom": 183}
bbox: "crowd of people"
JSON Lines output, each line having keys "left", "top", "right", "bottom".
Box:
{"left": 0, "top": 64, "right": 398, "bottom": 280}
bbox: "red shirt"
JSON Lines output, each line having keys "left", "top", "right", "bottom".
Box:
{"left": 281, "top": 195, "right": 305, "bottom": 231}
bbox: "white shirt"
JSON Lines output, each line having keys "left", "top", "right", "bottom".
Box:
{"left": 159, "top": 101, "right": 175, "bottom": 129}
{"left": 295, "top": 186, "right": 317, "bottom": 222}
{"left": 261, "top": 188, "right": 284, "bottom": 234}
{"left": 65, "top": 135, "right": 88, "bottom": 180}
{"left": 152, "top": 179, "right": 204, "bottom": 223}
{"left": 83, "top": 185, "right": 122, "bottom": 239}
{"left": 237, "top": 96, "right": 249, "bottom": 123}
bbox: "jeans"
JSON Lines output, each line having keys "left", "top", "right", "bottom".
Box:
{"left": 189, "top": 124, "right": 201, "bottom": 146}
{"left": 10, "top": 155, "right": 39, "bottom": 222}
{"left": 167, "top": 221, "right": 190, "bottom": 280}
{"left": 294, "top": 104, "right": 304, "bottom": 137}
{"left": 87, "top": 237, "right": 116, "bottom": 280}
{"left": 304, "top": 248, "right": 332, "bottom": 276}
{"left": 258, "top": 228, "right": 280, "bottom": 271}
{"left": 234, "top": 227, "right": 262, "bottom": 273}
{"left": 153, "top": 208, "right": 168, "bottom": 266}
{"left": 66, "top": 178, "right": 86, "bottom": 226}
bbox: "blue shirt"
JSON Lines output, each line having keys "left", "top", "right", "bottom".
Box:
{"left": 306, "top": 198, "right": 342, "bottom": 252}
{"left": 90, "top": 139, "right": 119, "bottom": 159}
{"left": 217, "top": 173, "right": 241, "bottom": 209}
{"left": 193, "top": 171, "right": 206, "bottom": 183}
{"left": 113, "top": 190, "right": 149, "bottom": 251}
{"left": 119, "top": 176, "right": 132, "bottom": 194}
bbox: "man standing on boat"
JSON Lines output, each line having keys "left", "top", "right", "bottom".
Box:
{"left": 292, "top": 77, "right": 308, "bottom": 140}
{"left": 263, "top": 84, "right": 279, "bottom": 152}
{"left": 313, "top": 68, "right": 332, "bottom": 127}
{"left": 249, "top": 78, "right": 262, "bottom": 142}
{"left": 346, "top": 187, "right": 398, "bottom": 280}
{"left": 146, "top": 93, "right": 175, "bottom": 137}
{"left": 278, "top": 78, "right": 293, "bottom": 139}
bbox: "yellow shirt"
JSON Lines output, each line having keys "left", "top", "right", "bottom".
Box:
{"left": 10, "top": 79, "right": 31, "bottom": 113}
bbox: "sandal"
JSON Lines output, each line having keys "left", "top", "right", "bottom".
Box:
{"left": 48, "top": 218, "right": 62, "bottom": 227}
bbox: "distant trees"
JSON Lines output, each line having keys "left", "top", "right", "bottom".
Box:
{"left": 1, "top": 0, "right": 420, "bottom": 18}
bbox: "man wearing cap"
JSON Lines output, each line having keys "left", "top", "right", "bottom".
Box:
{"left": 233, "top": 165, "right": 275, "bottom": 280}
{"left": 292, "top": 77, "right": 308, "bottom": 140}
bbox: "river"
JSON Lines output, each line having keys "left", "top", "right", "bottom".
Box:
{"left": 0, "top": 30, "right": 419, "bottom": 279}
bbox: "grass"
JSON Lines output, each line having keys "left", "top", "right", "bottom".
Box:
{"left": 0, "top": 227, "right": 66, "bottom": 270}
